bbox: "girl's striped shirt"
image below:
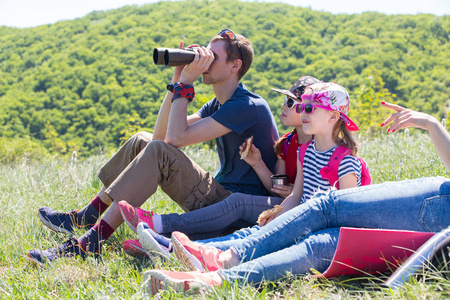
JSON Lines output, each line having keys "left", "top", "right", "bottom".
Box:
{"left": 300, "top": 140, "right": 361, "bottom": 203}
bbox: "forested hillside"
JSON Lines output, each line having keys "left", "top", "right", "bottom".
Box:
{"left": 0, "top": 0, "right": 449, "bottom": 158}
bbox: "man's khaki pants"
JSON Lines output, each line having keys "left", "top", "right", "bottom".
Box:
{"left": 98, "top": 132, "right": 232, "bottom": 212}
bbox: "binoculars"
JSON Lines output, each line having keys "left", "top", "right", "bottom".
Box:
{"left": 153, "top": 48, "right": 195, "bottom": 66}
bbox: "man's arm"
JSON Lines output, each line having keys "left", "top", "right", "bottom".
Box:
{"left": 152, "top": 89, "right": 202, "bottom": 141}
{"left": 152, "top": 90, "right": 174, "bottom": 141}
{"left": 165, "top": 97, "right": 231, "bottom": 147}
{"left": 153, "top": 41, "right": 203, "bottom": 141}
{"left": 165, "top": 46, "right": 226, "bottom": 147}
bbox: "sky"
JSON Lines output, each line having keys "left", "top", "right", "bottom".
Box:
{"left": 0, "top": 0, "right": 449, "bottom": 28}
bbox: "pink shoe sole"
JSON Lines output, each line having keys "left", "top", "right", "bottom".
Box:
{"left": 142, "top": 270, "right": 207, "bottom": 296}
{"left": 172, "top": 234, "right": 205, "bottom": 271}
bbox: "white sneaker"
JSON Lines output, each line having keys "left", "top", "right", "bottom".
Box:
{"left": 137, "top": 222, "right": 172, "bottom": 260}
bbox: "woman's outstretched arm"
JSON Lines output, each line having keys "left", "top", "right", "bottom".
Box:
{"left": 381, "top": 101, "right": 450, "bottom": 171}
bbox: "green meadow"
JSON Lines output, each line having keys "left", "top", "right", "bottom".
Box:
{"left": 0, "top": 132, "right": 449, "bottom": 299}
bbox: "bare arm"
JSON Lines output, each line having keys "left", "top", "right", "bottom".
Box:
{"left": 276, "top": 159, "right": 304, "bottom": 213}
{"left": 166, "top": 108, "right": 231, "bottom": 147}
{"left": 240, "top": 143, "right": 279, "bottom": 195}
{"left": 152, "top": 90, "right": 175, "bottom": 141}
{"left": 240, "top": 143, "right": 293, "bottom": 197}
{"left": 153, "top": 41, "right": 204, "bottom": 141}
{"left": 153, "top": 41, "right": 191, "bottom": 141}
{"left": 271, "top": 160, "right": 294, "bottom": 197}
{"left": 258, "top": 159, "right": 303, "bottom": 226}
{"left": 381, "top": 102, "right": 450, "bottom": 171}
{"left": 339, "top": 172, "right": 358, "bottom": 189}
{"left": 165, "top": 46, "right": 224, "bottom": 147}
{"left": 153, "top": 89, "right": 202, "bottom": 142}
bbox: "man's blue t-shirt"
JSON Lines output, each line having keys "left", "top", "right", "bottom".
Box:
{"left": 197, "top": 83, "right": 279, "bottom": 196}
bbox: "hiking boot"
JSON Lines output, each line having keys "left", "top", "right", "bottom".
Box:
{"left": 118, "top": 201, "right": 154, "bottom": 233}
{"left": 142, "top": 269, "right": 222, "bottom": 297}
{"left": 172, "top": 231, "right": 223, "bottom": 272}
{"left": 27, "top": 237, "right": 87, "bottom": 266}
{"left": 38, "top": 207, "right": 93, "bottom": 235}
{"left": 122, "top": 239, "right": 147, "bottom": 258}
{"left": 137, "top": 222, "right": 172, "bottom": 260}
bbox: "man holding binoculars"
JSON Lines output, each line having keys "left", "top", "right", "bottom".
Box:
{"left": 28, "top": 29, "right": 279, "bottom": 264}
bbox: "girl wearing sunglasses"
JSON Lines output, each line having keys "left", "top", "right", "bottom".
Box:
{"left": 239, "top": 75, "right": 321, "bottom": 198}
{"left": 160, "top": 82, "right": 362, "bottom": 239}
{"left": 257, "top": 82, "right": 362, "bottom": 224}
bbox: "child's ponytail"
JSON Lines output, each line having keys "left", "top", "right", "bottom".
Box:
{"left": 274, "top": 128, "right": 297, "bottom": 158}
{"left": 333, "top": 119, "right": 358, "bottom": 156}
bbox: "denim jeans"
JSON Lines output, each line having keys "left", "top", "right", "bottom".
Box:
{"left": 225, "top": 177, "right": 449, "bottom": 272}
{"left": 199, "top": 225, "right": 263, "bottom": 248}
{"left": 218, "top": 227, "right": 340, "bottom": 286}
{"left": 161, "top": 193, "right": 284, "bottom": 240}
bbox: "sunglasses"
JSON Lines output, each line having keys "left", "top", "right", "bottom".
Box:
{"left": 284, "top": 97, "right": 333, "bottom": 114}
{"left": 216, "top": 28, "right": 243, "bottom": 61}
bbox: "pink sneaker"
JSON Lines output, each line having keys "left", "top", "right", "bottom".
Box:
{"left": 118, "top": 200, "right": 154, "bottom": 233}
{"left": 142, "top": 269, "right": 222, "bottom": 297}
{"left": 172, "top": 231, "right": 223, "bottom": 272}
{"left": 122, "top": 239, "right": 147, "bottom": 258}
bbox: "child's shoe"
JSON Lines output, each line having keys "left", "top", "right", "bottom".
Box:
{"left": 172, "top": 231, "right": 223, "bottom": 272}
{"left": 118, "top": 201, "right": 154, "bottom": 233}
{"left": 142, "top": 269, "right": 222, "bottom": 297}
{"left": 137, "top": 222, "right": 172, "bottom": 260}
{"left": 122, "top": 239, "right": 147, "bottom": 258}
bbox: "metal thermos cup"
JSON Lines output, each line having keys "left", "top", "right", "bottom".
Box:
{"left": 271, "top": 175, "right": 289, "bottom": 187}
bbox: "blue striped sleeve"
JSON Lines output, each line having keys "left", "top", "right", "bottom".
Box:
{"left": 338, "top": 155, "right": 362, "bottom": 185}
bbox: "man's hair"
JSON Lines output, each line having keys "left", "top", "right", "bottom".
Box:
{"left": 210, "top": 33, "right": 254, "bottom": 80}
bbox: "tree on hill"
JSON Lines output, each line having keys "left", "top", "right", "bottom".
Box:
{"left": 352, "top": 68, "right": 396, "bottom": 136}
{"left": 0, "top": 0, "right": 448, "bottom": 159}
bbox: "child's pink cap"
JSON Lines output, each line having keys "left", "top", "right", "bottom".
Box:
{"left": 301, "top": 82, "right": 359, "bottom": 131}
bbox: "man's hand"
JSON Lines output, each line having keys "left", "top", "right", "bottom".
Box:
{"left": 179, "top": 46, "right": 214, "bottom": 85}
{"left": 171, "top": 42, "right": 200, "bottom": 83}
{"left": 172, "top": 41, "right": 186, "bottom": 83}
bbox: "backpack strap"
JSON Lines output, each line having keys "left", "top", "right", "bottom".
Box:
{"left": 322, "top": 145, "right": 352, "bottom": 189}
{"left": 282, "top": 132, "right": 295, "bottom": 158}
{"left": 297, "top": 140, "right": 313, "bottom": 168}
{"left": 358, "top": 157, "right": 372, "bottom": 186}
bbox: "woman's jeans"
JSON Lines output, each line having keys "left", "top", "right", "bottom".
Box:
{"left": 219, "top": 227, "right": 340, "bottom": 285}
{"left": 161, "top": 193, "right": 284, "bottom": 240}
{"left": 217, "top": 177, "right": 449, "bottom": 285}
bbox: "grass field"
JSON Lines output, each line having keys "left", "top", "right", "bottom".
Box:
{"left": 0, "top": 131, "right": 449, "bottom": 299}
